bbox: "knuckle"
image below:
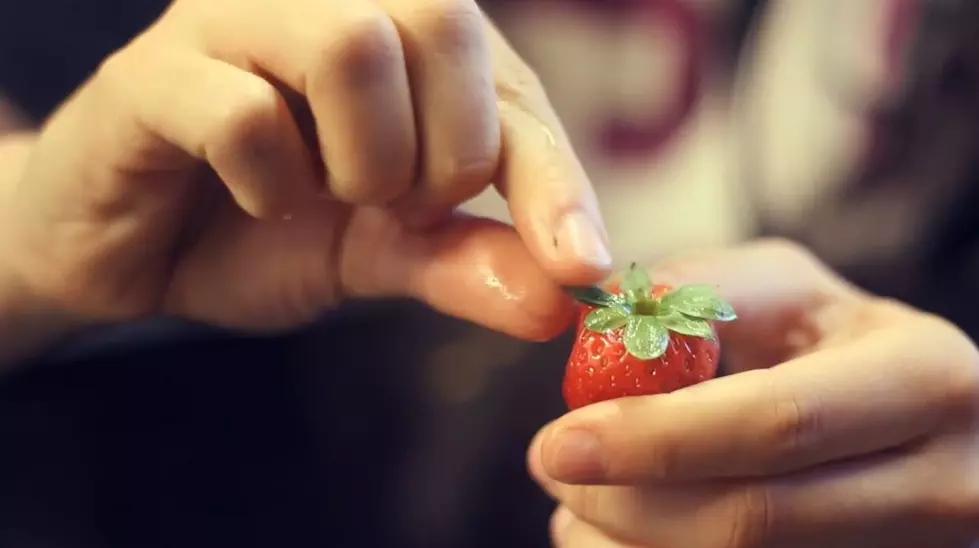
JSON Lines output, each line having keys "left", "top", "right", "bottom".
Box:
{"left": 329, "top": 173, "right": 409, "bottom": 205}
{"left": 494, "top": 54, "right": 547, "bottom": 107}
{"left": 211, "top": 79, "right": 282, "bottom": 151}
{"left": 93, "top": 49, "right": 129, "bottom": 87}
{"left": 90, "top": 41, "right": 166, "bottom": 126}
{"left": 765, "top": 374, "right": 822, "bottom": 469}
{"left": 639, "top": 450, "right": 679, "bottom": 482}
{"left": 912, "top": 441, "right": 979, "bottom": 531}
{"left": 943, "top": 481, "right": 979, "bottom": 526}
{"left": 427, "top": 155, "right": 498, "bottom": 200}
{"left": 328, "top": 12, "right": 403, "bottom": 88}
{"left": 329, "top": 145, "right": 416, "bottom": 204}
{"left": 925, "top": 317, "right": 979, "bottom": 415}
{"left": 750, "top": 238, "right": 821, "bottom": 271}
{"left": 613, "top": 399, "right": 685, "bottom": 481}
{"left": 725, "top": 486, "right": 775, "bottom": 548}
{"left": 573, "top": 485, "right": 604, "bottom": 522}
{"left": 93, "top": 32, "right": 168, "bottom": 90}
{"left": 92, "top": 45, "right": 149, "bottom": 100}
{"left": 954, "top": 479, "right": 979, "bottom": 524}
{"left": 414, "top": 0, "right": 486, "bottom": 56}
{"left": 747, "top": 237, "right": 855, "bottom": 298}
{"left": 639, "top": 435, "right": 684, "bottom": 481}
{"left": 563, "top": 484, "right": 646, "bottom": 543}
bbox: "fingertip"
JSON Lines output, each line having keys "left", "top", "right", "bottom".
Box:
{"left": 549, "top": 208, "right": 614, "bottom": 284}
{"left": 510, "top": 206, "right": 613, "bottom": 288}
{"left": 540, "top": 401, "right": 625, "bottom": 484}
{"left": 540, "top": 426, "right": 606, "bottom": 485}
{"left": 527, "top": 428, "right": 548, "bottom": 486}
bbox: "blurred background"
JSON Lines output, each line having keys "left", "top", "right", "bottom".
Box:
{"left": 3, "top": 0, "right": 979, "bottom": 546}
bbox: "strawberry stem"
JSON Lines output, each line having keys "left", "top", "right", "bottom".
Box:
{"left": 566, "top": 286, "right": 623, "bottom": 308}
{"left": 633, "top": 299, "right": 659, "bottom": 316}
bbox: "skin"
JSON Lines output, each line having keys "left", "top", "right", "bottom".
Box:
{"left": 0, "top": 97, "right": 28, "bottom": 133}
{"left": 0, "top": 0, "right": 614, "bottom": 368}
{"left": 1, "top": 3, "right": 977, "bottom": 545}
{"left": 529, "top": 239, "right": 979, "bottom": 548}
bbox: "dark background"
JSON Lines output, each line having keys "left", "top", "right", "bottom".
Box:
{"left": 4, "top": 0, "right": 979, "bottom": 547}
{"left": 0, "top": 301, "right": 572, "bottom": 548}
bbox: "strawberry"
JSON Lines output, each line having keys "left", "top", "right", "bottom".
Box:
{"left": 562, "top": 264, "right": 737, "bottom": 410}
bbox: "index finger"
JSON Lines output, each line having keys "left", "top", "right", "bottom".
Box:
{"left": 484, "top": 23, "right": 613, "bottom": 287}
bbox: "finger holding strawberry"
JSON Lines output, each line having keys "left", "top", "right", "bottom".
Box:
{"left": 532, "top": 239, "right": 979, "bottom": 548}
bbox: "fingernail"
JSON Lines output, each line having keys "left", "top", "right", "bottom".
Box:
{"left": 545, "top": 427, "right": 604, "bottom": 482}
{"left": 550, "top": 506, "right": 574, "bottom": 544}
{"left": 556, "top": 210, "right": 612, "bottom": 268}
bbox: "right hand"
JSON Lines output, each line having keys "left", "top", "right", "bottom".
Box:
{"left": 0, "top": 0, "right": 611, "bottom": 340}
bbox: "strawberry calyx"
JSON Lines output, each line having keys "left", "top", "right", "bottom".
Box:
{"left": 567, "top": 263, "right": 737, "bottom": 360}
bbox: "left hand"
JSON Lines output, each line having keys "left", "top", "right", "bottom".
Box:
{"left": 528, "top": 239, "right": 979, "bottom": 548}
{"left": 0, "top": 0, "right": 610, "bottom": 361}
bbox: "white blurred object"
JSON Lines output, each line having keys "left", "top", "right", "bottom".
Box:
{"left": 734, "top": 0, "right": 905, "bottom": 231}
{"left": 465, "top": 0, "right": 901, "bottom": 267}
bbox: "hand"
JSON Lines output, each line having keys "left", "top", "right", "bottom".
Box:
{"left": 0, "top": 0, "right": 610, "bottom": 343}
{"left": 528, "top": 240, "right": 979, "bottom": 548}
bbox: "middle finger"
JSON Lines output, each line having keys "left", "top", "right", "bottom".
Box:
{"left": 536, "top": 449, "right": 947, "bottom": 548}
{"left": 191, "top": 0, "right": 417, "bottom": 204}
{"left": 380, "top": 0, "right": 501, "bottom": 222}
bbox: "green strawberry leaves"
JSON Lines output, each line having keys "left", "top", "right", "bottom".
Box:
{"left": 620, "top": 262, "right": 653, "bottom": 302}
{"left": 658, "top": 312, "right": 716, "bottom": 340}
{"left": 570, "top": 266, "right": 737, "bottom": 361}
{"left": 584, "top": 305, "right": 631, "bottom": 332}
{"left": 567, "top": 286, "right": 625, "bottom": 308}
{"left": 658, "top": 284, "right": 736, "bottom": 321}
{"left": 623, "top": 316, "right": 670, "bottom": 360}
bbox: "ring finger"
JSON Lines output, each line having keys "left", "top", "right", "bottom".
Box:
{"left": 536, "top": 448, "right": 957, "bottom": 548}
{"left": 380, "top": 0, "right": 501, "bottom": 223}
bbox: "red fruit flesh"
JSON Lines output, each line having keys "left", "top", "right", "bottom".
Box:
{"left": 562, "top": 284, "right": 721, "bottom": 410}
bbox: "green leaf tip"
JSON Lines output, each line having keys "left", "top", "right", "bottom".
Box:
{"left": 658, "top": 284, "right": 737, "bottom": 322}
{"left": 620, "top": 263, "right": 653, "bottom": 299}
{"left": 623, "top": 316, "right": 670, "bottom": 360}
{"left": 658, "top": 312, "right": 716, "bottom": 341}
{"left": 567, "top": 286, "right": 624, "bottom": 308}
{"left": 584, "top": 306, "right": 631, "bottom": 332}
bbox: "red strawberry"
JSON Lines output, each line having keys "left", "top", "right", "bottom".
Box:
{"left": 562, "top": 264, "right": 737, "bottom": 410}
